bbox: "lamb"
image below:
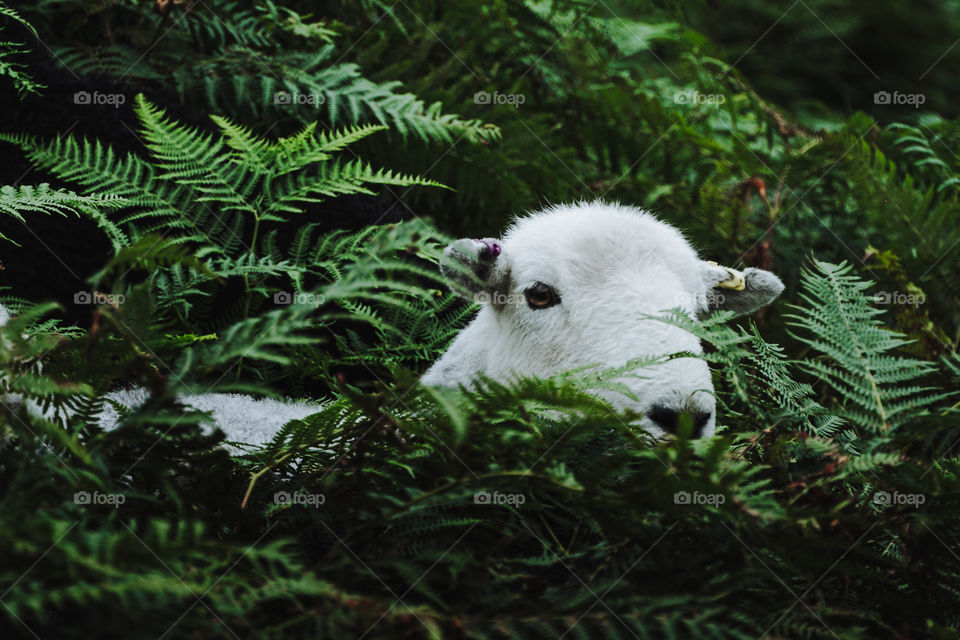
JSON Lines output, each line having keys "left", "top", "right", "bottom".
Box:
{"left": 0, "top": 201, "right": 784, "bottom": 445}
{"left": 421, "top": 201, "right": 785, "bottom": 438}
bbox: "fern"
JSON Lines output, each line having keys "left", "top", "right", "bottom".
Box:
{"left": 191, "top": 46, "right": 501, "bottom": 144}
{"left": 1, "top": 94, "right": 458, "bottom": 390}
{"left": 0, "top": 184, "right": 126, "bottom": 245}
{"left": 1, "top": 94, "right": 445, "bottom": 315}
{"left": 26, "top": 2, "right": 500, "bottom": 146}
{"left": 3, "top": 95, "right": 442, "bottom": 255}
{"left": 0, "top": 1, "right": 42, "bottom": 96}
{"left": 746, "top": 326, "right": 846, "bottom": 438}
{"left": 886, "top": 122, "right": 960, "bottom": 195}
{"left": 787, "top": 260, "right": 950, "bottom": 444}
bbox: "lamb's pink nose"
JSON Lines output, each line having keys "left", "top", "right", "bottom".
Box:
{"left": 476, "top": 238, "right": 501, "bottom": 259}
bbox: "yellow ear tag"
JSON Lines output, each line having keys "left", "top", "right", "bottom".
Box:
{"left": 706, "top": 261, "right": 746, "bottom": 291}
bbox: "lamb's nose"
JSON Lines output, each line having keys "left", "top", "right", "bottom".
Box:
{"left": 648, "top": 405, "right": 712, "bottom": 438}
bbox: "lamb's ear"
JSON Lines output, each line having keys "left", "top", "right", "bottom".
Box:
{"left": 439, "top": 237, "right": 504, "bottom": 302}
{"left": 699, "top": 260, "right": 784, "bottom": 317}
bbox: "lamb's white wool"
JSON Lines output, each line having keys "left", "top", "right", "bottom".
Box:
{"left": 99, "top": 388, "right": 321, "bottom": 449}
{"left": 421, "top": 201, "right": 785, "bottom": 438}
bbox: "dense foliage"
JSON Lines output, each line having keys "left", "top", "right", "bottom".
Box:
{"left": 1, "top": 1, "right": 959, "bottom": 638}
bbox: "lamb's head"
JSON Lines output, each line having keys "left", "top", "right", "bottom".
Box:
{"left": 421, "top": 201, "right": 785, "bottom": 439}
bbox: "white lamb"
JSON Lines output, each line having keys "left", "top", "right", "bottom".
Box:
{"left": 0, "top": 201, "right": 783, "bottom": 444}
{"left": 421, "top": 201, "right": 784, "bottom": 438}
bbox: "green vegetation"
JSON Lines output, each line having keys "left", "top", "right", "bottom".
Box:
{"left": 1, "top": 1, "right": 959, "bottom": 638}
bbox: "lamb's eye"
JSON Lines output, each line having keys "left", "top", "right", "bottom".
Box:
{"left": 524, "top": 282, "right": 560, "bottom": 309}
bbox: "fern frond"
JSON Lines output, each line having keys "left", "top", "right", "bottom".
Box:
{"left": 786, "top": 260, "right": 949, "bottom": 439}
{"left": 134, "top": 95, "right": 256, "bottom": 215}
{"left": 0, "top": 184, "right": 126, "bottom": 245}
{"left": 0, "top": 1, "right": 43, "bottom": 96}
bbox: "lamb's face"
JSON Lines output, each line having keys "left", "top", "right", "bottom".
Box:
{"left": 423, "top": 202, "right": 784, "bottom": 439}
